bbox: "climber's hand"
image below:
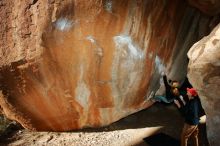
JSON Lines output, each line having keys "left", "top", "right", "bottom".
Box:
{"left": 174, "top": 99, "right": 181, "bottom": 108}
{"left": 161, "top": 71, "right": 165, "bottom": 76}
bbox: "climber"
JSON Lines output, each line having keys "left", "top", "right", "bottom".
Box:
{"left": 149, "top": 72, "right": 181, "bottom": 103}
{"left": 141, "top": 72, "right": 199, "bottom": 110}
{"left": 174, "top": 88, "right": 202, "bottom": 146}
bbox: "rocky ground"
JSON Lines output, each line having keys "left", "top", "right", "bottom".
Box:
{"left": 0, "top": 103, "right": 187, "bottom": 146}
{"left": 0, "top": 128, "right": 155, "bottom": 146}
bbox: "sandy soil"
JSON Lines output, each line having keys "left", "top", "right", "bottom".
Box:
{"left": 0, "top": 103, "right": 186, "bottom": 146}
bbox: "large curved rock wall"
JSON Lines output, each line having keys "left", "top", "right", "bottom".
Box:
{"left": 0, "top": 0, "right": 217, "bottom": 131}
{"left": 188, "top": 24, "right": 220, "bottom": 146}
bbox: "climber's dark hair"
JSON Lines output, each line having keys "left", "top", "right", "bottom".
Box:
{"left": 172, "top": 80, "right": 179, "bottom": 84}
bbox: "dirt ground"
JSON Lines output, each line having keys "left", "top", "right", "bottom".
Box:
{"left": 0, "top": 103, "right": 189, "bottom": 146}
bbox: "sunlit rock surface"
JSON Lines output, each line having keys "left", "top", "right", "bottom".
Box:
{"left": 188, "top": 24, "right": 220, "bottom": 146}
{"left": 0, "top": 0, "right": 218, "bottom": 131}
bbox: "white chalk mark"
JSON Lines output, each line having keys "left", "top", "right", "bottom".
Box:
{"left": 86, "top": 35, "right": 96, "bottom": 43}
{"left": 75, "top": 64, "right": 90, "bottom": 109}
{"left": 104, "top": 0, "right": 113, "bottom": 13}
{"left": 55, "top": 18, "right": 74, "bottom": 31}
{"left": 155, "top": 55, "right": 165, "bottom": 74}
{"left": 113, "top": 35, "right": 144, "bottom": 59}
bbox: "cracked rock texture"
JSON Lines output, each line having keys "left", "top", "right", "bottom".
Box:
{"left": 188, "top": 24, "right": 220, "bottom": 146}
{"left": 0, "top": 0, "right": 219, "bottom": 132}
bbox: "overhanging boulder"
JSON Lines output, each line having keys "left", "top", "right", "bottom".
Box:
{"left": 0, "top": 0, "right": 218, "bottom": 131}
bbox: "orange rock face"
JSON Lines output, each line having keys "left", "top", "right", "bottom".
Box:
{"left": 0, "top": 0, "right": 218, "bottom": 131}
